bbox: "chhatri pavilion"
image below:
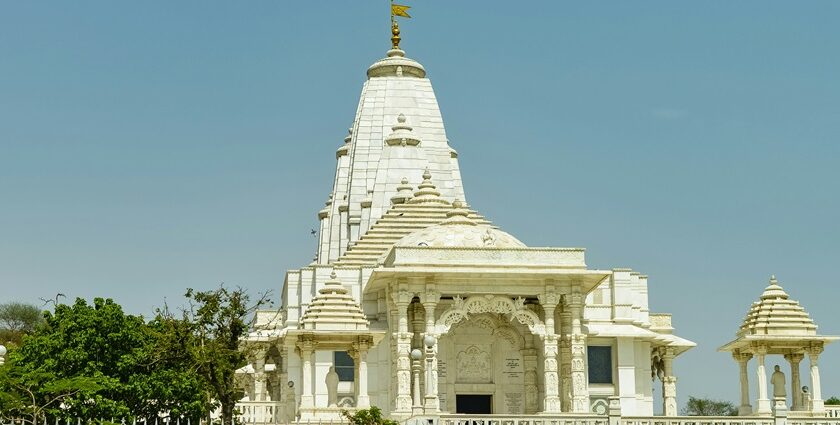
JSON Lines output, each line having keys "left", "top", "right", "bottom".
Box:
{"left": 235, "top": 12, "right": 835, "bottom": 425}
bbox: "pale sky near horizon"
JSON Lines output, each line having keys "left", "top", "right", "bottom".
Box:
{"left": 2, "top": 1, "right": 839, "bottom": 411}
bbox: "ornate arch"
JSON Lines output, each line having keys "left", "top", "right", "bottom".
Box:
{"left": 435, "top": 294, "right": 547, "bottom": 336}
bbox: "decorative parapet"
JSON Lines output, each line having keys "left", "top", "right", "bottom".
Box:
{"left": 650, "top": 313, "right": 673, "bottom": 332}
{"left": 384, "top": 246, "right": 587, "bottom": 268}
{"left": 253, "top": 309, "right": 284, "bottom": 330}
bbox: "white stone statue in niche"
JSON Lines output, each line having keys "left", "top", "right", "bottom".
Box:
{"left": 326, "top": 366, "right": 340, "bottom": 407}
{"left": 771, "top": 365, "right": 786, "bottom": 398}
{"left": 802, "top": 386, "right": 812, "bottom": 410}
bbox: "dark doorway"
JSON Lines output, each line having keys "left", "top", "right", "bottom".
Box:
{"left": 456, "top": 394, "right": 492, "bottom": 414}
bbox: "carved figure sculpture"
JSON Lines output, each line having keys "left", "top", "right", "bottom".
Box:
{"left": 326, "top": 366, "right": 340, "bottom": 407}
{"left": 802, "top": 386, "right": 812, "bottom": 411}
{"left": 771, "top": 365, "right": 786, "bottom": 398}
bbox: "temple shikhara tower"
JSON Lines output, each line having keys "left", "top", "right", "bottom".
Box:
{"left": 240, "top": 15, "right": 699, "bottom": 422}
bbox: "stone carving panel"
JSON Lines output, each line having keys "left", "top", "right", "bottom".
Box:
{"left": 456, "top": 345, "right": 492, "bottom": 383}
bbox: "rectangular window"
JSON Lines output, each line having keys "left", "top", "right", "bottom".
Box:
{"left": 587, "top": 346, "right": 613, "bottom": 384}
{"left": 334, "top": 351, "right": 355, "bottom": 382}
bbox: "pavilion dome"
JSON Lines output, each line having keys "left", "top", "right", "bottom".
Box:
{"left": 736, "top": 275, "right": 818, "bottom": 338}
{"left": 395, "top": 200, "right": 526, "bottom": 249}
{"left": 300, "top": 272, "right": 369, "bottom": 331}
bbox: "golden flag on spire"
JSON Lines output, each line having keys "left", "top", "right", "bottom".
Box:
{"left": 391, "top": 3, "right": 411, "bottom": 18}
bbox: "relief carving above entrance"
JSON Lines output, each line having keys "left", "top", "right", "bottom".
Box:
{"left": 456, "top": 345, "right": 492, "bottom": 383}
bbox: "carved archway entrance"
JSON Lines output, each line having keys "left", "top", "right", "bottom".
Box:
{"left": 437, "top": 313, "right": 534, "bottom": 414}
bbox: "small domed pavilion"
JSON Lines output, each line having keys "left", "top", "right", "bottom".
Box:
{"left": 720, "top": 276, "right": 837, "bottom": 416}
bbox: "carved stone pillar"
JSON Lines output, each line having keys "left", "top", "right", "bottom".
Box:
{"left": 348, "top": 347, "right": 360, "bottom": 403}
{"left": 252, "top": 346, "right": 267, "bottom": 401}
{"left": 539, "top": 290, "right": 560, "bottom": 413}
{"left": 298, "top": 337, "right": 315, "bottom": 410}
{"left": 423, "top": 335, "right": 439, "bottom": 414}
{"left": 756, "top": 347, "right": 771, "bottom": 415}
{"left": 734, "top": 352, "right": 753, "bottom": 415}
{"left": 392, "top": 290, "right": 413, "bottom": 413}
{"left": 785, "top": 352, "right": 804, "bottom": 411}
{"left": 569, "top": 291, "right": 590, "bottom": 413}
{"left": 661, "top": 348, "right": 677, "bottom": 416}
{"left": 279, "top": 344, "right": 296, "bottom": 423}
{"left": 421, "top": 290, "right": 441, "bottom": 413}
{"left": 355, "top": 337, "right": 372, "bottom": 409}
{"left": 808, "top": 346, "right": 824, "bottom": 414}
{"left": 523, "top": 343, "right": 539, "bottom": 414}
{"left": 560, "top": 311, "right": 572, "bottom": 412}
{"left": 411, "top": 303, "right": 425, "bottom": 349}
{"left": 662, "top": 376, "right": 677, "bottom": 416}
{"left": 542, "top": 334, "right": 561, "bottom": 413}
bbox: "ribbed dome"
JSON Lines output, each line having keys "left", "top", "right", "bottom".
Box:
{"left": 300, "top": 273, "right": 369, "bottom": 331}
{"left": 395, "top": 201, "right": 526, "bottom": 249}
{"left": 737, "top": 276, "right": 818, "bottom": 338}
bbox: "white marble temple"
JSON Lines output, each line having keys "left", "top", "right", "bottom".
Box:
{"left": 237, "top": 35, "right": 695, "bottom": 422}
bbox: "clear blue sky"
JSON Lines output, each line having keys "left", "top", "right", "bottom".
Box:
{"left": 2, "top": 1, "right": 839, "bottom": 410}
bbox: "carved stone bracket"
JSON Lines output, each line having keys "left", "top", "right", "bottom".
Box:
{"left": 434, "top": 294, "right": 547, "bottom": 336}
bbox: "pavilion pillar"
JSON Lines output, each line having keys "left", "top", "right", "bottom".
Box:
{"left": 392, "top": 290, "right": 414, "bottom": 414}
{"left": 281, "top": 344, "right": 297, "bottom": 423}
{"left": 734, "top": 352, "right": 753, "bottom": 415}
{"left": 661, "top": 348, "right": 678, "bottom": 416}
{"left": 755, "top": 347, "right": 772, "bottom": 415}
{"left": 421, "top": 290, "right": 441, "bottom": 413}
{"left": 568, "top": 290, "right": 590, "bottom": 413}
{"left": 560, "top": 311, "right": 573, "bottom": 412}
{"left": 539, "top": 290, "right": 561, "bottom": 413}
{"left": 354, "top": 337, "right": 372, "bottom": 409}
{"left": 298, "top": 337, "right": 316, "bottom": 410}
{"left": 808, "top": 346, "right": 824, "bottom": 414}
{"left": 784, "top": 353, "right": 804, "bottom": 411}
{"left": 252, "top": 346, "right": 267, "bottom": 401}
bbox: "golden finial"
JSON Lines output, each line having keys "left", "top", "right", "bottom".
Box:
{"left": 390, "top": 1, "right": 411, "bottom": 50}
{"left": 391, "top": 20, "right": 401, "bottom": 49}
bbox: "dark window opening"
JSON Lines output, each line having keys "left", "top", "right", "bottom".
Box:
{"left": 334, "top": 351, "right": 355, "bottom": 382}
{"left": 588, "top": 346, "right": 613, "bottom": 384}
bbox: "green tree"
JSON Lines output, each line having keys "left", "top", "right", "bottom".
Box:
{"left": 342, "top": 407, "right": 398, "bottom": 425}
{"left": 682, "top": 396, "right": 739, "bottom": 416}
{"left": 0, "top": 359, "right": 102, "bottom": 425}
{"left": 0, "top": 298, "right": 208, "bottom": 421}
{"left": 159, "top": 286, "right": 271, "bottom": 425}
{"left": 826, "top": 396, "right": 840, "bottom": 405}
{"left": 0, "top": 302, "right": 44, "bottom": 346}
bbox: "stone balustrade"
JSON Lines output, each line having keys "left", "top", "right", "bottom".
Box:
{"left": 237, "top": 401, "right": 284, "bottom": 424}
{"left": 5, "top": 407, "right": 840, "bottom": 425}
{"left": 622, "top": 417, "right": 775, "bottom": 425}
{"left": 437, "top": 414, "right": 608, "bottom": 425}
